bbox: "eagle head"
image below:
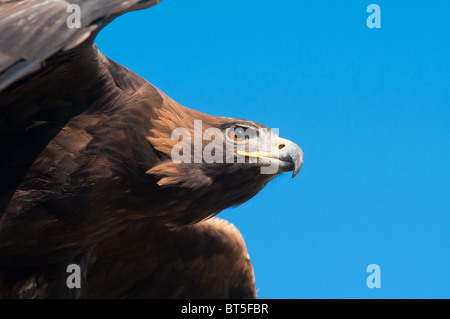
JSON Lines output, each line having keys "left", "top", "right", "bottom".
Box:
{"left": 142, "top": 89, "right": 303, "bottom": 226}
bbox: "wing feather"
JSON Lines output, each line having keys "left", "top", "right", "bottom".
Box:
{"left": 0, "top": 0, "right": 161, "bottom": 91}
{"left": 87, "top": 217, "right": 257, "bottom": 299}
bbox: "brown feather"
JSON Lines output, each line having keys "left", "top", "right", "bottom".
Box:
{"left": 87, "top": 217, "right": 256, "bottom": 299}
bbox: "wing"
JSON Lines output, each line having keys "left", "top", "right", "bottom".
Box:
{"left": 86, "top": 217, "right": 257, "bottom": 299}
{"left": 0, "top": 0, "right": 161, "bottom": 215}
{"left": 0, "top": 0, "right": 162, "bottom": 91}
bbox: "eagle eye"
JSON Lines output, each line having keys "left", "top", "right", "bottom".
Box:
{"left": 226, "top": 126, "right": 257, "bottom": 143}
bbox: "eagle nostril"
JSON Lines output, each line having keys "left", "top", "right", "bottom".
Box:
{"left": 278, "top": 143, "right": 286, "bottom": 150}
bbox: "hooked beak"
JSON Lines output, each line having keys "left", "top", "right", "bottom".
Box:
{"left": 237, "top": 138, "right": 303, "bottom": 178}
{"left": 276, "top": 138, "right": 303, "bottom": 177}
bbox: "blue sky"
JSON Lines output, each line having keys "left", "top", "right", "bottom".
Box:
{"left": 96, "top": 0, "right": 450, "bottom": 298}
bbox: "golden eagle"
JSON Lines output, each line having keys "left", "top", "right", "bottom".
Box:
{"left": 0, "top": 0, "right": 303, "bottom": 298}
